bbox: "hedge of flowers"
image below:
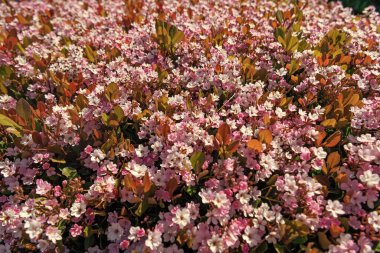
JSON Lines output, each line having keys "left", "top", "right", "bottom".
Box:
{"left": 0, "top": 0, "right": 379, "bottom": 252}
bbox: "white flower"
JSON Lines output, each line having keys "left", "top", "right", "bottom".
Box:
{"left": 126, "top": 161, "right": 148, "bottom": 178}
{"left": 367, "top": 211, "right": 380, "bottom": 232}
{"left": 24, "top": 219, "right": 43, "bottom": 240}
{"left": 107, "top": 223, "right": 124, "bottom": 242}
{"left": 357, "top": 134, "right": 376, "bottom": 143}
{"left": 242, "top": 226, "right": 261, "bottom": 247}
{"left": 90, "top": 149, "right": 105, "bottom": 163}
{"left": 207, "top": 235, "right": 224, "bottom": 253}
{"left": 236, "top": 190, "right": 251, "bottom": 205}
{"left": 0, "top": 159, "right": 16, "bottom": 177}
{"left": 70, "top": 201, "right": 86, "bottom": 218}
{"left": 46, "top": 226, "right": 62, "bottom": 244}
{"left": 326, "top": 200, "right": 345, "bottom": 218}
{"left": 247, "top": 106, "right": 258, "bottom": 117}
{"left": 275, "top": 67, "right": 287, "bottom": 76}
{"left": 128, "top": 226, "right": 144, "bottom": 241}
{"left": 212, "top": 192, "right": 228, "bottom": 208}
{"left": 359, "top": 170, "right": 380, "bottom": 188}
{"left": 311, "top": 147, "right": 327, "bottom": 159}
{"left": 172, "top": 208, "right": 191, "bottom": 228}
{"left": 275, "top": 107, "right": 286, "bottom": 118}
{"left": 145, "top": 230, "right": 162, "bottom": 250}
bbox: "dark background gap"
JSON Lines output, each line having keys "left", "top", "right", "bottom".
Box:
{"left": 332, "top": 0, "right": 380, "bottom": 14}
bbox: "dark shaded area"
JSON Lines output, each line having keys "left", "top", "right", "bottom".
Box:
{"left": 333, "top": 0, "right": 380, "bottom": 14}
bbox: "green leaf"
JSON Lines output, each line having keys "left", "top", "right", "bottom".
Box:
{"left": 254, "top": 242, "right": 268, "bottom": 253}
{"left": 274, "top": 244, "right": 285, "bottom": 253}
{"left": 374, "top": 242, "right": 380, "bottom": 252}
{"left": 0, "top": 114, "right": 22, "bottom": 130}
{"left": 16, "top": 98, "right": 33, "bottom": 127}
{"left": 171, "top": 30, "right": 184, "bottom": 45}
{"left": 190, "top": 151, "right": 205, "bottom": 173}
{"left": 113, "top": 106, "right": 124, "bottom": 122}
{"left": 84, "top": 45, "right": 97, "bottom": 63}
{"left": 101, "top": 113, "right": 109, "bottom": 125}
{"left": 318, "top": 232, "right": 331, "bottom": 250}
{"left": 135, "top": 197, "right": 149, "bottom": 217}
{"left": 61, "top": 167, "right": 78, "bottom": 179}
{"left": 84, "top": 234, "right": 94, "bottom": 249}
{"left": 50, "top": 158, "right": 66, "bottom": 164}
{"left": 83, "top": 226, "right": 91, "bottom": 237}
{"left": 292, "top": 235, "right": 308, "bottom": 244}
{"left": 275, "top": 11, "right": 283, "bottom": 23}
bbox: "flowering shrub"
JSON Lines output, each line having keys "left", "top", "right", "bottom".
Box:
{"left": 0, "top": 0, "right": 380, "bottom": 252}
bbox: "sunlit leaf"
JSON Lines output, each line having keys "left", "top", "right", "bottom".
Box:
{"left": 258, "top": 129, "right": 273, "bottom": 145}
{"left": 247, "top": 139, "right": 263, "bottom": 153}
{"left": 322, "top": 131, "right": 341, "bottom": 148}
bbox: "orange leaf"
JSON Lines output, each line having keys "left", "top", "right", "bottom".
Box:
{"left": 321, "top": 118, "right": 337, "bottom": 128}
{"left": 124, "top": 174, "right": 137, "bottom": 193}
{"left": 315, "top": 131, "right": 327, "bottom": 147}
{"left": 258, "top": 129, "right": 273, "bottom": 145}
{"left": 216, "top": 123, "right": 231, "bottom": 146}
{"left": 326, "top": 151, "right": 340, "bottom": 169}
{"left": 227, "top": 140, "right": 239, "bottom": 153}
{"left": 335, "top": 172, "right": 348, "bottom": 183}
{"left": 143, "top": 171, "right": 152, "bottom": 193}
{"left": 166, "top": 177, "right": 178, "bottom": 196}
{"left": 322, "top": 131, "right": 341, "bottom": 148}
{"left": 247, "top": 139, "right": 263, "bottom": 153}
{"left": 329, "top": 224, "right": 344, "bottom": 238}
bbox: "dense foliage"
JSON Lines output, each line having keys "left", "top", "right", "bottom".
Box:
{"left": 0, "top": 0, "right": 380, "bottom": 252}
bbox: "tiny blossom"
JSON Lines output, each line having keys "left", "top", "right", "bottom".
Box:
{"left": 0, "top": 0, "right": 379, "bottom": 252}
{"left": 326, "top": 200, "right": 345, "bottom": 218}
{"left": 36, "top": 179, "right": 52, "bottom": 195}
{"left": 367, "top": 211, "right": 380, "bottom": 232}
{"left": 70, "top": 224, "right": 83, "bottom": 238}
{"left": 172, "top": 208, "right": 191, "bottom": 228}
{"left": 242, "top": 226, "right": 261, "bottom": 247}
{"left": 145, "top": 230, "right": 162, "bottom": 250}
{"left": 213, "top": 192, "right": 229, "bottom": 208}
{"left": 70, "top": 201, "right": 87, "bottom": 218}
{"left": 24, "top": 219, "right": 43, "bottom": 240}
{"left": 45, "top": 226, "right": 62, "bottom": 244}
{"left": 90, "top": 149, "right": 106, "bottom": 163}
{"left": 128, "top": 226, "right": 145, "bottom": 241}
{"left": 107, "top": 223, "right": 124, "bottom": 242}
{"left": 359, "top": 171, "right": 380, "bottom": 188}
{"left": 125, "top": 161, "right": 148, "bottom": 178}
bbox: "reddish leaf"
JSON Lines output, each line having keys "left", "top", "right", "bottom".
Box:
{"left": 216, "top": 123, "right": 231, "bottom": 146}
{"left": 326, "top": 151, "right": 340, "bottom": 169}
{"left": 143, "top": 171, "right": 152, "bottom": 193}
{"left": 329, "top": 224, "right": 344, "bottom": 238}
{"left": 258, "top": 129, "right": 273, "bottom": 145}
{"left": 227, "top": 140, "right": 239, "bottom": 153}
{"left": 315, "top": 131, "right": 327, "bottom": 147}
{"left": 322, "top": 131, "right": 341, "bottom": 148}
{"left": 247, "top": 139, "right": 263, "bottom": 153}
{"left": 124, "top": 174, "right": 137, "bottom": 194}
{"left": 166, "top": 177, "right": 178, "bottom": 196}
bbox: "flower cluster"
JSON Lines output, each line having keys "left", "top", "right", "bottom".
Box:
{"left": 0, "top": 0, "right": 379, "bottom": 252}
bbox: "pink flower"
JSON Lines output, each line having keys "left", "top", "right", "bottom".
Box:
{"left": 359, "top": 170, "right": 380, "bottom": 188}
{"left": 70, "top": 224, "right": 83, "bottom": 238}
{"left": 36, "top": 179, "right": 52, "bottom": 195}
{"left": 326, "top": 200, "right": 345, "bottom": 218}
{"left": 45, "top": 226, "right": 62, "bottom": 244}
{"left": 119, "top": 240, "right": 130, "bottom": 250}
{"left": 172, "top": 208, "right": 191, "bottom": 228}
